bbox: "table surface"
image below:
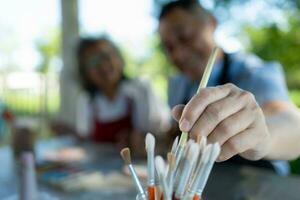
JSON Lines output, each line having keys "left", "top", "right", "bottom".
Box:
{"left": 1, "top": 137, "right": 300, "bottom": 200}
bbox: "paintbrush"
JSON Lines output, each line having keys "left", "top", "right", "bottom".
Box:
{"left": 171, "top": 136, "right": 179, "bottom": 155}
{"left": 145, "top": 133, "right": 156, "bottom": 200}
{"left": 176, "top": 46, "right": 219, "bottom": 180}
{"left": 197, "top": 47, "right": 219, "bottom": 93}
{"left": 154, "top": 169, "right": 162, "bottom": 200}
{"left": 174, "top": 142, "right": 200, "bottom": 199}
{"left": 170, "top": 47, "right": 219, "bottom": 199}
{"left": 120, "top": 148, "right": 147, "bottom": 200}
{"left": 195, "top": 143, "right": 221, "bottom": 198}
{"left": 166, "top": 152, "right": 176, "bottom": 196}
{"left": 177, "top": 47, "right": 219, "bottom": 140}
{"left": 172, "top": 132, "right": 189, "bottom": 191}
{"left": 174, "top": 132, "right": 188, "bottom": 167}
{"left": 187, "top": 45, "right": 219, "bottom": 187}
{"left": 179, "top": 47, "right": 219, "bottom": 199}
{"left": 181, "top": 144, "right": 212, "bottom": 200}
{"left": 193, "top": 136, "right": 207, "bottom": 174}
{"left": 155, "top": 156, "right": 171, "bottom": 200}
{"left": 187, "top": 136, "right": 207, "bottom": 188}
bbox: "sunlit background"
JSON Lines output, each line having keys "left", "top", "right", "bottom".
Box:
{"left": 1, "top": 0, "right": 300, "bottom": 172}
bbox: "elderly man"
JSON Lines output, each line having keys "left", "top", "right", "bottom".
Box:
{"left": 158, "top": 0, "right": 300, "bottom": 175}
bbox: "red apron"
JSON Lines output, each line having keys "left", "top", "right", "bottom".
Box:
{"left": 91, "top": 98, "right": 133, "bottom": 143}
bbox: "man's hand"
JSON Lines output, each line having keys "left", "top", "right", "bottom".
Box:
{"left": 172, "top": 83, "right": 271, "bottom": 161}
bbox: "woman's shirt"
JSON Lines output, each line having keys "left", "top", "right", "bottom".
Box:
{"left": 76, "top": 78, "right": 171, "bottom": 141}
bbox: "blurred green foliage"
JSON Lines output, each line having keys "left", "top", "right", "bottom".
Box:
{"left": 245, "top": 12, "right": 300, "bottom": 90}
{"left": 243, "top": 10, "right": 300, "bottom": 174}
{"left": 289, "top": 90, "right": 300, "bottom": 107}
{"left": 123, "top": 34, "right": 175, "bottom": 100}
{"left": 35, "top": 30, "right": 60, "bottom": 74}
{"left": 4, "top": 90, "right": 59, "bottom": 116}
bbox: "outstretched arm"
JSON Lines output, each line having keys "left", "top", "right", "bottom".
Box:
{"left": 172, "top": 83, "right": 300, "bottom": 161}
{"left": 262, "top": 101, "right": 300, "bottom": 160}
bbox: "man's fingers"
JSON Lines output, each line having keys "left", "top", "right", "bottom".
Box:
{"left": 171, "top": 104, "right": 185, "bottom": 122}
{"left": 217, "top": 128, "right": 258, "bottom": 162}
{"left": 179, "top": 84, "right": 233, "bottom": 132}
{"left": 206, "top": 108, "right": 255, "bottom": 145}
{"left": 189, "top": 92, "right": 246, "bottom": 139}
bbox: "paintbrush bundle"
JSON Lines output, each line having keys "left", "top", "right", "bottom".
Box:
{"left": 120, "top": 133, "right": 220, "bottom": 200}
{"left": 121, "top": 47, "right": 221, "bottom": 200}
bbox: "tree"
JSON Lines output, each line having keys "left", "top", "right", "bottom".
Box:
{"left": 245, "top": 12, "right": 300, "bottom": 89}
{"left": 121, "top": 34, "right": 175, "bottom": 100}
{"left": 152, "top": 0, "right": 300, "bottom": 18}
{"left": 35, "top": 30, "right": 60, "bottom": 74}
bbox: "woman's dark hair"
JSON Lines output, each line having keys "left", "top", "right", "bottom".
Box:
{"left": 77, "top": 36, "right": 126, "bottom": 98}
{"left": 159, "top": 0, "right": 210, "bottom": 21}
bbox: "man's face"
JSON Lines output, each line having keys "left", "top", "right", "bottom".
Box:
{"left": 159, "top": 8, "right": 216, "bottom": 80}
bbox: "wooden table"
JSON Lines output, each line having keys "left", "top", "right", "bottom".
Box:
{"left": 1, "top": 137, "right": 300, "bottom": 200}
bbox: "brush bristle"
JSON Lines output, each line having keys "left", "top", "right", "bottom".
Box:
{"left": 167, "top": 152, "right": 172, "bottom": 164}
{"left": 155, "top": 156, "right": 166, "bottom": 176}
{"left": 202, "top": 144, "right": 213, "bottom": 163}
{"left": 179, "top": 132, "right": 188, "bottom": 147}
{"left": 210, "top": 143, "right": 221, "bottom": 162}
{"left": 120, "top": 147, "right": 132, "bottom": 165}
{"left": 167, "top": 152, "right": 176, "bottom": 170}
{"left": 187, "top": 143, "right": 200, "bottom": 163}
{"left": 171, "top": 136, "right": 179, "bottom": 154}
{"left": 196, "top": 135, "right": 202, "bottom": 144}
{"left": 187, "top": 139, "right": 194, "bottom": 147}
{"left": 145, "top": 133, "right": 155, "bottom": 152}
{"left": 199, "top": 137, "right": 207, "bottom": 153}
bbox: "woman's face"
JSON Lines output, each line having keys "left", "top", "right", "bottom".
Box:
{"left": 84, "top": 41, "right": 124, "bottom": 91}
